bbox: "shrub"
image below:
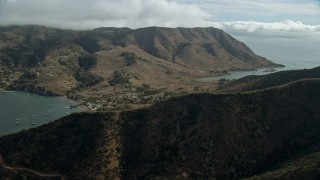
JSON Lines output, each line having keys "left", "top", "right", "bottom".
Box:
{"left": 75, "top": 69, "right": 102, "bottom": 87}
{"left": 109, "top": 70, "right": 131, "bottom": 86}
{"left": 121, "top": 52, "right": 139, "bottom": 66}
{"left": 78, "top": 54, "right": 97, "bottom": 70}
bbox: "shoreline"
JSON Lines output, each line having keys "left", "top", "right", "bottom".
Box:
{"left": 0, "top": 89, "right": 89, "bottom": 112}
{"left": 0, "top": 88, "right": 15, "bottom": 93}
{"left": 58, "top": 96, "right": 89, "bottom": 112}
{"left": 0, "top": 90, "right": 15, "bottom": 93}
{"left": 193, "top": 63, "right": 287, "bottom": 79}
{"left": 194, "top": 65, "right": 301, "bottom": 82}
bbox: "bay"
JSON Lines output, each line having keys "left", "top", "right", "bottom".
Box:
{"left": 0, "top": 92, "right": 81, "bottom": 136}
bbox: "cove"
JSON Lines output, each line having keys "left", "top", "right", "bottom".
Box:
{"left": 0, "top": 92, "right": 82, "bottom": 136}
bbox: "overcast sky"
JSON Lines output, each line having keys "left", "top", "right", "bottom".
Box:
{"left": 0, "top": 0, "right": 320, "bottom": 33}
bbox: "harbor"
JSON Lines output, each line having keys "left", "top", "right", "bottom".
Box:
{"left": 0, "top": 92, "right": 81, "bottom": 136}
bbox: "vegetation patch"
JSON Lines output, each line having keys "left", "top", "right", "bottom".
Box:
{"left": 136, "top": 83, "right": 162, "bottom": 95}
{"left": 112, "top": 40, "right": 126, "bottom": 47}
{"left": 74, "top": 69, "right": 102, "bottom": 87}
{"left": 75, "top": 34, "right": 101, "bottom": 53}
{"left": 78, "top": 54, "right": 97, "bottom": 70}
{"left": 120, "top": 52, "right": 143, "bottom": 66}
{"left": 108, "top": 70, "right": 132, "bottom": 86}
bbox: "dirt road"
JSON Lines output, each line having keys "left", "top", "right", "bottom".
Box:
{"left": 0, "top": 153, "right": 65, "bottom": 179}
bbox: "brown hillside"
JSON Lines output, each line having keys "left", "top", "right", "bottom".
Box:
{"left": 1, "top": 78, "right": 320, "bottom": 179}
{"left": 0, "top": 25, "right": 280, "bottom": 97}
{"left": 131, "top": 27, "right": 279, "bottom": 70}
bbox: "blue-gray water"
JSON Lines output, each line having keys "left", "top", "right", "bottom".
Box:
{"left": 235, "top": 33, "right": 320, "bottom": 69}
{"left": 197, "top": 32, "right": 320, "bottom": 81}
{"left": 0, "top": 92, "right": 81, "bottom": 136}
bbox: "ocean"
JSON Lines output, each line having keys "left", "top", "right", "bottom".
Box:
{"left": 197, "top": 31, "right": 320, "bottom": 81}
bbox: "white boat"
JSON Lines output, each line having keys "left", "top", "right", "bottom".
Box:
{"left": 16, "top": 118, "right": 20, "bottom": 125}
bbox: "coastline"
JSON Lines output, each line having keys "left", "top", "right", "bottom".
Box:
{"left": 0, "top": 90, "right": 15, "bottom": 93}
{"left": 194, "top": 65, "right": 297, "bottom": 82}
{"left": 0, "top": 89, "right": 89, "bottom": 112}
{"left": 0, "top": 88, "right": 15, "bottom": 93}
{"left": 0, "top": 91, "right": 86, "bottom": 137}
{"left": 58, "top": 96, "right": 89, "bottom": 112}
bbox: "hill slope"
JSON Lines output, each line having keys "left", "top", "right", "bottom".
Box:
{"left": 1, "top": 77, "right": 320, "bottom": 179}
{"left": 119, "top": 79, "right": 320, "bottom": 179}
{"left": 0, "top": 113, "right": 121, "bottom": 179}
{"left": 129, "top": 27, "right": 277, "bottom": 70}
{"left": 246, "top": 150, "right": 320, "bottom": 180}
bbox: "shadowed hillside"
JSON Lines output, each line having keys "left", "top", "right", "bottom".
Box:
{"left": 245, "top": 151, "right": 320, "bottom": 180}
{"left": 1, "top": 77, "right": 320, "bottom": 179}
{"left": 0, "top": 112, "right": 121, "bottom": 179}
{"left": 120, "top": 79, "right": 320, "bottom": 179}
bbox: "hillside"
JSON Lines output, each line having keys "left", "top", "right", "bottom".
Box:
{"left": 0, "top": 25, "right": 281, "bottom": 110}
{"left": 245, "top": 151, "right": 320, "bottom": 180}
{"left": 217, "top": 66, "right": 320, "bottom": 93}
{"left": 129, "top": 27, "right": 277, "bottom": 70}
{"left": 1, "top": 77, "right": 320, "bottom": 179}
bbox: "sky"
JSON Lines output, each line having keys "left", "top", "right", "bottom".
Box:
{"left": 0, "top": 0, "right": 320, "bottom": 33}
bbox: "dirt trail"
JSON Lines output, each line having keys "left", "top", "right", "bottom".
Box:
{"left": 0, "top": 153, "right": 65, "bottom": 180}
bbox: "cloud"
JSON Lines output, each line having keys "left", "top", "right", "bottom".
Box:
{"left": 0, "top": 0, "right": 208, "bottom": 29}
{"left": 226, "top": 0, "right": 319, "bottom": 15}
{"left": 210, "top": 20, "right": 320, "bottom": 32}
{"left": 0, "top": 0, "right": 320, "bottom": 31}
{"left": 177, "top": 0, "right": 320, "bottom": 24}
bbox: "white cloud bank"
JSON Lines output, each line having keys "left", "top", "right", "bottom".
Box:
{"left": 0, "top": 0, "right": 208, "bottom": 29}
{"left": 210, "top": 20, "right": 320, "bottom": 32}
{"left": 0, "top": 0, "right": 320, "bottom": 34}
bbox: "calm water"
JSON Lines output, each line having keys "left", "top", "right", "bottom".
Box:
{"left": 197, "top": 32, "right": 320, "bottom": 81}
{"left": 235, "top": 33, "right": 320, "bottom": 69}
{"left": 196, "top": 66, "right": 294, "bottom": 82}
{"left": 0, "top": 92, "right": 81, "bottom": 136}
